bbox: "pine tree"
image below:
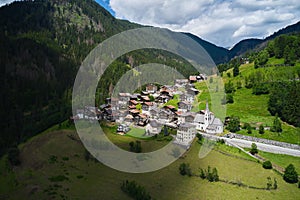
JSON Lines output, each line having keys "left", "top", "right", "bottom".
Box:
{"left": 233, "top": 65, "right": 239, "bottom": 77}
{"left": 283, "top": 164, "right": 298, "bottom": 183}
{"left": 259, "top": 124, "right": 265, "bottom": 134}
{"left": 271, "top": 114, "right": 282, "bottom": 133}
{"left": 250, "top": 143, "right": 258, "bottom": 155}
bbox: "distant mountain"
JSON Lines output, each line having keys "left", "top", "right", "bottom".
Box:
{"left": 183, "top": 33, "right": 230, "bottom": 64}
{"left": 265, "top": 21, "right": 300, "bottom": 40}
{"left": 229, "top": 21, "right": 300, "bottom": 58}
{"left": 187, "top": 20, "right": 300, "bottom": 63}
{"left": 229, "top": 38, "right": 263, "bottom": 58}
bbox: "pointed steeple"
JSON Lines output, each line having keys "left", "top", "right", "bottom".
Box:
{"left": 205, "top": 100, "right": 209, "bottom": 112}
{"left": 204, "top": 100, "right": 210, "bottom": 127}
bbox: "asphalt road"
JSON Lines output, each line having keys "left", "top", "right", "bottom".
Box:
{"left": 201, "top": 133, "right": 300, "bottom": 157}
{"left": 226, "top": 137, "right": 300, "bottom": 157}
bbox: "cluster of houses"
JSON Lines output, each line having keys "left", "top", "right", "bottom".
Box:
{"left": 72, "top": 74, "right": 224, "bottom": 148}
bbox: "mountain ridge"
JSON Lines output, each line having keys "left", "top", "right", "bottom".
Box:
{"left": 228, "top": 21, "right": 300, "bottom": 58}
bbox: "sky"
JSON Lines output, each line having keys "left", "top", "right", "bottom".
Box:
{"left": 1, "top": 0, "right": 299, "bottom": 48}
{"left": 97, "top": 0, "right": 300, "bottom": 48}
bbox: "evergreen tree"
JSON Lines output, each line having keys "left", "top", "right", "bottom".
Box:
{"left": 225, "top": 81, "right": 235, "bottom": 93}
{"left": 273, "top": 178, "right": 278, "bottom": 189}
{"left": 271, "top": 114, "right": 282, "bottom": 133}
{"left": 250, "top": 143, "right": 258, "bottom": 155}
{"left": 262, "top": 161, "right": 272, "bottom": 169}
{"left": 259, "top": 124, "right": 265, "bottom": 134}
{"left": 227, "top": 116, "right": 240, "bottom": 132}
{"left": 179, "top": 163, "right": 192, "bottom": 176}
{"left": 199, "top": 168, "right": 206, "bottom": 179}
{"left": 247, "top": 125, "right": 252, "bottom": 134}
{"left": 236, "top": 80, "right": 242, "bottom": 89}
{"left": 233, "top": 65, "right": 239, "bottom": 77}
{"left": 283, "top": 164, "right": 298, "bottom": 183}
{"left": 226, "top": 94, "right": 234, "bottom": 104}
{"left": 211, "top": 167, "right": 219, "bottom": 182}
{"left": 266, "top": 177, "right": 272, "bottom": 190}
{"left": 284, "top": 46, "right": 296, "bottom": 66}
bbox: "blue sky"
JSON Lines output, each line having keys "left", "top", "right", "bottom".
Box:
{"left": 1, "top": 0, "right": 299, "bottom": 48}
{"left": 95, "top": 0, "right": 115, "bottom": 16}
{"left": 94, "top": 0, "right": 300, "bottom": 48}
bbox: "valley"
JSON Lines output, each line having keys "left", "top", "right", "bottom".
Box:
{"left": 0, "top": 1, "right": 299, "bottom": 199}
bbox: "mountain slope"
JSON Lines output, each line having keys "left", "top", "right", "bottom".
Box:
{"left": 229, "top": 38, "right": 263, "bottom": 58}
{"left": 229, "top": 21, "right": 300, "bottom": 58}
{"left": 0, "top": 0, "right": 221, "bottom": 154}
{"left": 184, "top": 32, "right": 230, "bottom": 64}
{"left": 0, "top": 0, "right": 140, "bottom": 155}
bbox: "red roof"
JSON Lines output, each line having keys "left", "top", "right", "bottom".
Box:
{"left": 189, "top": 76, "right": 197, "bottom": 81}
{"left": 141, "top": 96, "right": 150, "bottom": 101}
{"left": 138, "top": 113, "right": 148, "bottom": 119}
{"left": 129, "top": 109, "right": 140, "bottom": 114}
{"left": 143, "top": 102, "right": 153, "bottom": 106}
{"left": 165, "top": 105, "right": 176, "bottom": 110}
{"left": 130, "top": 100, "right": 139, "bottom": 105}
{"left": 175, "top": 111, "right": 182, "bottom": 115}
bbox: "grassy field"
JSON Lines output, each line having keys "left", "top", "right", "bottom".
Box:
{"left": 258, "top": 151, "right": 300, "bottom": 173}
{"left": 101, "top": 123, "right": 171, "bottom": 153}
{"left": 214, "top": 143, "right": 257, "bottom": 162}
{"left": 126, "top": 126, "right": 150, "bottom": 138}
{"left": 0, "top": 128, "right": 299, "bottom": 200}
{"left": 194, "top": 60, "right": 300, "bottom": 144}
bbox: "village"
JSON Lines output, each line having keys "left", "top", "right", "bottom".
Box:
{"left": 73, "top": 73, "right": 224, "bottom": 148}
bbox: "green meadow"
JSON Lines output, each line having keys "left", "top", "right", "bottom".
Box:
{"left": 194, "top": 60, "right": 300, "bottom": 144}
{"left": 0, "top": 127, "right": 299, "bottom": 200}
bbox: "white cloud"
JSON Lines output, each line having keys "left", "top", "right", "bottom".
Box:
{"left": 110, "top": 0, "right": 300, "bottom": 47}
{"left": 0, "top": 0, "right": 15, "bottom": 7}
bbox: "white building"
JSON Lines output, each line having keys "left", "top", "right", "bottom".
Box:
{"left": 175, "top": 123, "right": 196, "bottom": 146}
{"left": 145, "top": 120, "right": 162, "bottom": 136}
{"left": 193, "top": 102, "right": 223, "bottom": 134}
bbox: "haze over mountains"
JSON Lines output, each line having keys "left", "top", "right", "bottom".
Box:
{"left": 0, "top": 0, "right": 299, "bottom": 155}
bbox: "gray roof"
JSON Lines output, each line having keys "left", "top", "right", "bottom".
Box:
{"left": 149, "top": 120, "right": 161, "bottom": 127}
{"left": 194, "top": 114, "right": 205, "bottom": 123}
{"left": 150, "top": 107, "right": 160, "bottom": 113}
{"left": 211, "top": 117, "right": 223, "bottom": 126}
{"left": 180, "top": 112, "right": 195, "bottom": 117}
{"left": 179, "top": 123, "right": 196, "bottom": 128}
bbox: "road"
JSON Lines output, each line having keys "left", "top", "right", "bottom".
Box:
{"left": 201, "top": 133, "right": 300, "bottom": 157}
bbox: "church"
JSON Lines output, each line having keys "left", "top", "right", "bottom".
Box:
{"left": 193, "top": 102, "right": 223, "bottom": 134}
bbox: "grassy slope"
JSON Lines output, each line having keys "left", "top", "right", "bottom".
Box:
{"left": 102, "top": 123, "right": 171, "bottom": 152}
{"left": 195, "top": 59, "right": 300, "bottom": 144}
{"left": 0, "top": 128, "right": 299, "bottom": 200}
{"left": 258, "top": 151, "right": 300, "bottom": 173}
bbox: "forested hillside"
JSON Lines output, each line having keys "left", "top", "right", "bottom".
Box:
{"left": 0, "top": 0, "right": 140, "bottom": 155}
{"left": 0, "top": 0, "right": 197, "bottom": 155}
{"left": 220, "top": 33, "right": 300, "bottom": 128}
